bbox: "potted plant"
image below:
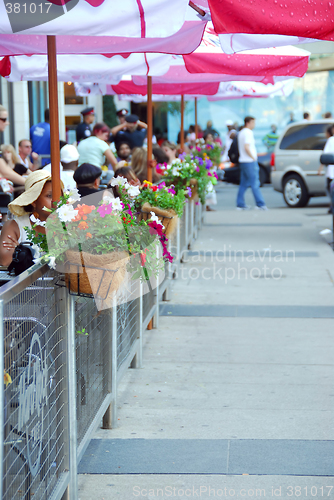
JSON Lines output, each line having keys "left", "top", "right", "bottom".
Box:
{"left": 157, "top": 154, "right": 216, "bottom": 205}
{"left": 26, "top": 184, "right": 173, "bottom": 298}
{"left": 134, "top": 181, "right": 186, "bottom": 237}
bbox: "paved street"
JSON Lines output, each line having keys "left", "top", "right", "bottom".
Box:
{"left": 78, "top": 184, "right": 334, "bottom": 499}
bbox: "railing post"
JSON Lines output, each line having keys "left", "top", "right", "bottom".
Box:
{"left": 66, "top": 294, "right": 78, "bottom": 500}
{"left": 152, "top": 244, "right": 160, "bottom": 329}
{"left": 102, "top": 295, "right": 118, "bottom": 428}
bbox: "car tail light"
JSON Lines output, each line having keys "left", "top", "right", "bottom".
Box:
{"left": 270, "top": 152, "right": 276, "bottom": 171}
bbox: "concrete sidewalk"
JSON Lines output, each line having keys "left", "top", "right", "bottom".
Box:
{"left": 78, "top": 185, "right": 334, "bottom": 499}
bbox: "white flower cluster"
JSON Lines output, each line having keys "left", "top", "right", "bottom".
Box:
{"left": 30, "top": 214, "right": 46, "bottom": 227}
{"left": 150, "top": 211, "right": 164, "bottom": 229}
{"left": 109, "top": 176, "right": 140, "bottom": 198}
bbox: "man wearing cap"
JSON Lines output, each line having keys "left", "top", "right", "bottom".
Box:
{"left": 76, "top": 107, "right": 95, "bottom": 143}
{"left": 110, "top": 114, "right": 148, "bottom": 150}
{"left": 116, "top": 108, "right": 129, "bottom": 124}
{"left": 222, "top": 120, "right": 237, "bottom": 162}
{"left": 43, "top": 144, "right": 79, "bottom": 190}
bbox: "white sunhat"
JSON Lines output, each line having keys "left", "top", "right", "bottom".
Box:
{"left": 225, "top": 120, "right": 233, "bottom": 126}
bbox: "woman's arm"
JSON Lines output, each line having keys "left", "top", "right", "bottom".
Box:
{"left": 0, "top": 159, "right": 26, "bottom": 185}
{"left": 0, "top": 219, "right": 20, "bottom": 266}
{"left": 104, "top": 148, "right": 118, "bottom": 171}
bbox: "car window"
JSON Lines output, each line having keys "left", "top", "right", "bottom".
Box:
{"left": 279, "top": 123, "right": 328, "bottom": 151}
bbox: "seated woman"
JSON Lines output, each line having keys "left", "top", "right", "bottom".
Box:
{"left": 161, "top": 140, "right": 178, "bottom": 165}
{"left": 0, "top": 171, "right": 62, "bottom": 266}
{"left": 73, "top": 163, "right": 102, "bottom": 198}
{"left": 0, "top": 107, "right": 26, "bottom": 187}
{"left": 131, "top": 147, "right": 160, "bottom": 184}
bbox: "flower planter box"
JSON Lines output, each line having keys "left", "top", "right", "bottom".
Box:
{"left": 65, "top": 250, "right": 129, "bottom": 299}
{"left": 138, "top": 202, "right": 178, "bottom": 237}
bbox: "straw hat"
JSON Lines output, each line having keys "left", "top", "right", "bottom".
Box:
{"left": 8, "top": 170, "right": 64, "bottom": 217}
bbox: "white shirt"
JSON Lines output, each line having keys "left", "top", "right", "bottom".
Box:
{"left": 238, "top": 127, "right": 257, "bottom": 163}
{"left": 77, "top": 136, "right": 108, "bottom": 168}
{"left": 323, "top": 136, "right": 334, "bottom": 179}
{"left": 43, "top": 163, "right": 76, "bottom": 190}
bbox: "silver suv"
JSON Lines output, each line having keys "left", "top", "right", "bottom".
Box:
{"left": 271, "top": 120, "right": 331, "bottom": 207}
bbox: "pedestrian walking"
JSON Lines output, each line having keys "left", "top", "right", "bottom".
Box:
{"left": 262, "top": 124, "right": 279, "bottom": 150}
{"left": 236, "top": 116, "right": 267, "bottom": 210}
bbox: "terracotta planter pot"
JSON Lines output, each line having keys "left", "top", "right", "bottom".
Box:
{"left": 65, "top": 250, "right": 129, "bottom": 299}
{"left": 138, "top": 202, "right": 178, "bottom": 237}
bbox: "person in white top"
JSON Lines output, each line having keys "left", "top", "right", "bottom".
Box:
{"left": 43, "top": 144, "right": 79, "bottom": 190}
{"left": 18, "top": 139, "right": 39, "bottom": 171}
{"left": 318, "top": 125, "right": 334, "bottom": 213}
{"left": 222, "top": 120, "right": 237, "bottom": 162}
{"left": 236, "top": 116, "right": 267, "bottom": 210}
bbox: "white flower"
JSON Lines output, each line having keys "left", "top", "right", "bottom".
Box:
{"left": 30, "top": 214, "right": 46, "bottom": 227}
{"left": 66, "top": 187, "right": 81, "bottom": 204}
{"left": 109, "top": 176, "right": 129, "bottom": 188}
{"left": 57, "top": 204, "right": 78, "bottom": 223}
{"left": 111, "top": 198, "right": 124, "bottom": 211}
{"left": 172, "top": 167, "right": 180, "bottom": 176}
{"left": 127, "top": 185, "right": 140, "bottom": 197}
{"left": 42, "top": 206, "right": 52, "bottom": 212}
{"left": 48, "top": 256, "right": 56, "bottom": 269}
{"left": 150, "top": 211, "right": 164, "bottom": 229}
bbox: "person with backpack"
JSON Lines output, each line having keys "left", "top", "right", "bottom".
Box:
{"left": 222, "top": 120, "right": 237, "bottom": 162}
{"left": 236, "top": 116, "right": 267, "bottom": 210}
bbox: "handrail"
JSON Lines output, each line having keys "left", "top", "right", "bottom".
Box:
{"left": 0, "top": 263, "right": 50, "bottom": 305}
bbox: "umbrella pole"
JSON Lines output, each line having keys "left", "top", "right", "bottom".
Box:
{"left": 147, "top": 75, "right": 153, "bottom": 183}
{"left": 47, "top": 35, "right": 61, "bottom": 204}
{"left": 180, "top": 95, "right": 185, "bottom": 152}
{"left": 195, "top": 97, "right": 198, "bottom": 140}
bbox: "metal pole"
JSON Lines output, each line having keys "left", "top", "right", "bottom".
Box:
{"left": 111, "top": 295, "right": 118, "bottom": 427}
{"left": 147, "top": 75, "right": 153, "bottom": 183}
{"left": 195, "top": 97, "right": 198, "bottom": 139}
{"left": 47, "top": 35, "right": 61, "bottom": 204}
{"left": 138, "top": 281, "right": 143, "bottom": 368}
{"left": 180, "top": 95, "right": 185, "bottom": 152}
{"left": 67, "top": 295, "right": 78, "bottom": 500}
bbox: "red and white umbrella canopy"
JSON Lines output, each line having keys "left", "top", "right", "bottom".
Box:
{"left": 0, "top": 0, "right": 188, "bottom": 36}
{"left": 207, "top": 79, "right": 295, "bottom": 100}
{"left": 110, "top": 79, "right": 220, "bottom": 96}
{"left": 74, "top": 78, "right": 295, "bottom": 101}
{"left": 1, "top": 52, "right": 174, "bottom": 83}
{"left": 0, "top": 3, "right": 205, "bottom": 55}
{"left": 206, "top": 0, "right": 334, "bottom": 53}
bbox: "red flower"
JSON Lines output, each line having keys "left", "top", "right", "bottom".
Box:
{"left": 140, "top": 251, "right": 147, "bottom": 266}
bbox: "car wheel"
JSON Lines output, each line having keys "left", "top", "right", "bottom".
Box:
{"left": 283, "top": 174, "right": 310, "bottom": 207}
{"left": 259, "top": 166, "right": 267, "bottom": 187}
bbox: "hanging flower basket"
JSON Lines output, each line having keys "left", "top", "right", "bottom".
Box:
{"left": 65, "top": 250, "right": 129, "bottom": 299}
{"left": 138, "top": 202, "right": 178, "bottom": 238}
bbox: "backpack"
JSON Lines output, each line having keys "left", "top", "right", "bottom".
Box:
{"left": 228, "top": 134, "right": 239, "bottom": 163}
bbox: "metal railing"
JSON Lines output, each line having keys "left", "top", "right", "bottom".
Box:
{"left": 0, "top": 202, "right": 205, "bottom": 500}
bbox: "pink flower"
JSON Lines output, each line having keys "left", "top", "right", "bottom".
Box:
{"left": 97, "top": 203, "right": 113, "bottom": 218}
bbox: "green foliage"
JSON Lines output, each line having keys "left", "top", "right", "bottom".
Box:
{"left": 134, "top": 182, "right": 186, "bottom": 218}
{"left": 103, "top": 96, "right": 118, "bottom": 128}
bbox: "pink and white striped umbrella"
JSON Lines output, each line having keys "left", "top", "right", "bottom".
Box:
{"left": 74, "top": 78, "right": 295, "bottom": 101}
{"left": 1, "top": 52, "right": 174, "bottom": 83}
{"left": 204, "top": 0, "right": 333, "bottom": 53}
{"left": 0, "top": 3, "right": 205, "bottom": 55}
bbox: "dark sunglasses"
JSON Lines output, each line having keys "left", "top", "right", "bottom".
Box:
{"left": 0, "top": 117, "right": 8, "bottom": 122}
